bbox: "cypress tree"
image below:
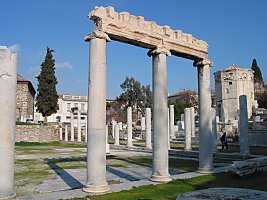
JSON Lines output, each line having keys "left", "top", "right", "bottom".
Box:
{"left": 36, "top": 47, "right": 58, "bottom": 119}
{"left": 251, "top": 58, "right": 263, "bottom": 83}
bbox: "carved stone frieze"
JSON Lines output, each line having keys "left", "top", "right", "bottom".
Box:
{"left": 88, "top": 6, "right": 208, "bottom": 60}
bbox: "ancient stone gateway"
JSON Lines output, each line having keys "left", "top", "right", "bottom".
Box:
{"left": 83, "top": 6, "right": 213, "bottom": 193}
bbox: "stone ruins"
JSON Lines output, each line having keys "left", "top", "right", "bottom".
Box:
{"left": 214, "top": 65, "right": 258, "bottom": 123}
{"left": 83, "top": 6, "right": 213, "bottom": 193}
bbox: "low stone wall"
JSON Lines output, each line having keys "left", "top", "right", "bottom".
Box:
{"left": 16, "top": 125, "right": 59, "bottom": 142}
{"left": 249, "top": 132, "right": 267, "bottom": 147}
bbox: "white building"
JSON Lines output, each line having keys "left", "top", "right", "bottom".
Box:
{"left": 34, "top": 94, "right": 88, "bottom": 127}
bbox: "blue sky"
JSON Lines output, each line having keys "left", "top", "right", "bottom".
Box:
{"left": 1, "top": 0, "right": 267, "bottom": 98}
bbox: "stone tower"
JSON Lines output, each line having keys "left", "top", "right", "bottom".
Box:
{"left": 214, "top": 65, "right": 258, "bottom": 123}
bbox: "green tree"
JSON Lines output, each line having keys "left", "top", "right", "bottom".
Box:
{"left": 258, "top": 92, "right": 267, "bottom": 108}
{"left": 251, "top": 58, "right": 264, "bottom": 83}
{"left": 117, "top": 76, "right": 152, "bottom": 116}
{"left": 36, "top": 47, "right": 58, "bottom": 120}
{"left": 169, "top": 101, "right": 193, "bottom": 122}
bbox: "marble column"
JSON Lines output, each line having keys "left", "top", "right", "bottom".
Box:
{"left": 145, "top": 108, "right": 152, "bottom": 149}
{"left": 77, "top": 110, "right": 81, "bottom": 142}
{"left": 112, "top": 120, "right": 116, "bottom": 138}
{"left": 127, "top": 107, "right": 133, "bottom": 147}
{"left": 190, "top": 107, "right": 195, "bottom": 138}
{"left": 70, "top": 112, "right": 75, "bottom": 141}
{"left": 114, "top": 123, "right": 120, "bottom": 145}
{"left": 65, "top": 125, "right": 68, "bottom": 142}
{"left": 167, "top": 108, "right": 170, "bottom": 149}
{"left": 194, "top": 59, "right": 213, "bottom": 173}
{"left": 239, "top": 95, "right": 250, "bottom": 154}
{"left": 211, "top": 108, "right": 217, "bottom": 152}
{"left": 169, "top": 105, "right": 175, "bottom": 139}
{"left": 184, "top": 108, "right": 192, "bottom": 151}
{"left": 83, "top": 31, "right": 110, "bottom": 193}
{"left": 0, "top": 46, "right": 17, "bottom": 199}
{"left": 106, "top": 125, "right": 110, "bottom": 154}
{"left": 59, "top": 128, "right": 63, "bottom": 141}
{"left": 85, "top": 116, "right": 88, "bottom": 142}
{"left": 148, "top": 44, "right": 171, "bottom": 182}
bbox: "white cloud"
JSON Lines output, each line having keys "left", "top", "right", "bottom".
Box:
{"left": 56, "top": 62, "right": 73, "bottom": 70}
{"left": 28, "top": 66, "right": 40, "bottom": 75}
{"left": 8, "top": 44, "right": 21, "bottom": 54}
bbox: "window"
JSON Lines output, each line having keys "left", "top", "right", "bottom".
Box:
{"left": 81, "top": 103, "right": 85, "bottom": 111}
{"left": 67, "top": 103, "right": 71, "bottom": 112}
{"left": 74, "top": 103, "right": 78, "bottom": 108}
{"left": 229, "top": 82, "right": 232, "bottom": 85}
{"left": 226, "top": 88, "right": 229, "bottom": 94}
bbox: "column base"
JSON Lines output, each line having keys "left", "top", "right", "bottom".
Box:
{"left": 0, "top": 193, "right": 16, "bottom": 200}
{"left": 149, "top": 174, "right": 172, "bottom": 183}
{"left": 197, "top": 167, "right": 214, "bottom": 174}
{"left": 127, "top": 144, "right": 133, "bottom": 148}
{"left": 83, "top": 183, "right": 110, "bottom": 193}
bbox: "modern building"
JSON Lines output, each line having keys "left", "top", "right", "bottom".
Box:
{"left": 34, "top": 94, "right": 116, "bottom": 127}
{"left": 34, "top": 94, "right": 87, "bottom": 127}
{"left": 214, "top": 65, "right": 258, "bottom": 123}
{"left": 16, "top": 74, "right": 36, "bottom": 122}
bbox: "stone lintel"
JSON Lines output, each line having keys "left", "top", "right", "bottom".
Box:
{"left": 88, "top": 6, "right": 208, "bottom": 60}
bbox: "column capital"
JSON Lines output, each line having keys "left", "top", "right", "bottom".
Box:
{"left": 147, "top": 39, "right": 171, "bottom": 57}
{"left": 193, "top": 58, "right": 213, "bottom": 67}
{"left": 84, "top": 30, "right": 111, "bottom": 42}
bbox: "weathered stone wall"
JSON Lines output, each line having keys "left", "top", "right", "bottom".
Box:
{"left": 16, "top": 83, "right": 28, "bottom": 121}
{"left": 15, "top": 125, "right": 59, "bottom": 142}
{"left": 249, "top": 132, "right": 267, "bottom": 147}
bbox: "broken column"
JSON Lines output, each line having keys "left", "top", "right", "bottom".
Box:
{"left": 145, "top": 108, "right": 152, "bottom": 149}
{"left": 149, "top": 44, "right": 171, "bottom": 183}
{"left": 239, "top": 95, "right": 250, "bottom": 154}
{"left": 184, "top": 108, "right": 192, "bottom": 150}
{"left": 0, "top": 46, "right": 17, "bottom": 199}
{"left": 106, "top": 125, "right": 110, "bottom": 154}
{"left": 211, "top": 108, "right": 217, "bottom": 152}
{"left": 70, "top": 112, "right": 75, "bottom": 141}
{"left": 65, "top": 125, "right": 68, "bottom": 142}
{"left": 114, "top": 123, "right": 120, "bottom": 145}
{"left": 112, "top": 119, "right": 116, "bottom": 138}
{"left": 127, "top": 107, "right": 133, "bottom": 147}
{"left": 194, "top": 59, "right": 214, "bottom": 173}
{"left": 190, "top": 107, "right": 195, "bottom": 138}
{"left": 169, "top": 105, "right": 175, "bottom": 139}
{"left": 83, "top": 31, "right": 110, "bottom": 193}
{"left": 77, "top": 109, "right": 82, "bottom": 142}
{"left": 59, "top": 128, "right": 63, "bottom": 141}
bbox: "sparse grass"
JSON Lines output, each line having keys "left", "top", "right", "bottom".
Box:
{"left": 15, "top": 141, "right": 86, "bottom": 148}
{"left": 69, "top": 171, "right": 267, "bottom": 200}
{"left": 14, "top": 159, "right": 55, "bottom": 196}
